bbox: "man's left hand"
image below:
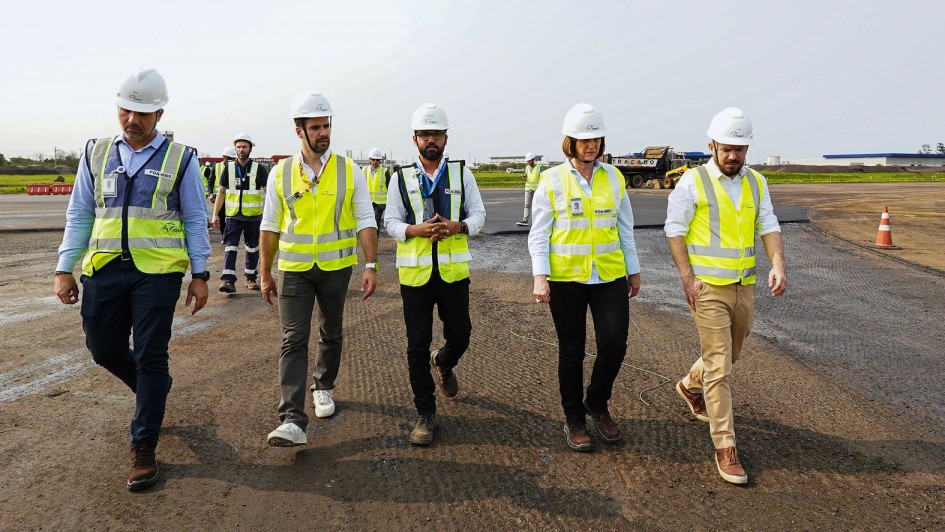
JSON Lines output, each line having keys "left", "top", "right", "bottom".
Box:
{"left": 360, "top": 268, "right": 377, "bottom": 300}
{"left": 185, "top": 279, "right": 209, "bottom": 315}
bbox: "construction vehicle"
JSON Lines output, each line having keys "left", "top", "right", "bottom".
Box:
{"left": 606, "top": 146, "right": 710, "bottom": 189}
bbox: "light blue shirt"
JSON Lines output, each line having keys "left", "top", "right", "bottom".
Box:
{"left": 528, "top": 160, "right": 641, "bottom": 283}
{"left": 57, "top": 133, "right": 212, "bottom": 274}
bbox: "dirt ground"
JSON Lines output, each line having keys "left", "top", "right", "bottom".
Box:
{"left": 0, "top": 184, "right": 943, "bottom": 530}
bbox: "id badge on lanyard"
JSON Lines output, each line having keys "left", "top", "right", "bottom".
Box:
{"left": 102, "top": 170, "right": 122, "bottom": 198}
{"left": 569, "top": 197, "right": 584, "bottom": 216}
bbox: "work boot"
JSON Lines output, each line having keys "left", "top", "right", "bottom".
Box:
{"left": 563, "top": 422, "right": 593, "bottom": 452}
{"left": 715, "top": 446, "right": 748, "bottom": 485}
{"left": 584, "top": 400, "right": 622, "bottom": 443}
{"left": 515, "top": 220, "right": 528, "bottom": 226}
{"left": 245, "top": 279, "right": 260, "bottom": 291}
{"left": 430, "top": 350, "right": 459, "bottom": 397}
{"left": 127, "top": 443, "right": 158, "bottom": 491}
{"left": 676, "top": 380, "right": 709, "bottom": 422}
{"left": 218, "top": 281, "right": 236, "bottom": 294}
{"left": 410, "top": 414, "right": 437, "bottom": 445}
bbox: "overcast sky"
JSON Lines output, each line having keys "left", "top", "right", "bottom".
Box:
{"left": 2, "top": 0, "right": 943, "bottom": 164}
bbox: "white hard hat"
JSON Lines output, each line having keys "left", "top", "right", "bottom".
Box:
{"left": 222, "top": 147, "right": 237, "bottom": 158}
{"left": 525, "top": 152, "right": 536, "bottom": 161}
{"left": 706, "top": 107, "right": 753, "bottom": 145}
{"left": 368, "top": 148, "right": 383, "bottom": 160}
{"left": 204, "top": 161, "right": 211, "bottom": 167}
{"left": 291, "top": 92, "right": 334, "bottom": 119}
{"left": 411, "top": 103, "right": 449, "bottom": 131}
{"left": 115, "top": 69, "right": 169, "bottom": 113}
{"left": 562, "top": 103, "right": 606, "bottom": 139}
{"left": 233, "top": 132, "right": 254, "bottom": 146}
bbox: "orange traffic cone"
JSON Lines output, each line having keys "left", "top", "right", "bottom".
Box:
{"left": 873, "top": 206, "right": 901, "bottom": 249}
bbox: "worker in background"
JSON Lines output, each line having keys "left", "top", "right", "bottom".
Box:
{"left": 212, "top": 133, "right": 267, "bottom": 293}
{"left": 53, "top": 69, "right": 211, "bottom": 491}
{"left": 259, "top": 92, "right": 378, "bottom": 447}
{"left": 213, "top": 146, "right": 236, "bottom": 242}
{"left": 201, "top": 161, "right": 215, "bottom": 226}
{"left": 516, "top": 152, "right": 543, "bottom": 226}
{"left": 529, "top": 103, "right": 641, "bottom": 452}
{"left": 363, "top": 147, "right": 390, "bottom": 234}
{"left": 384, "top": 103, "right": 487, "bottom": 446}
{"left": 665, "top": 107, "right": 787, "bottom": 484}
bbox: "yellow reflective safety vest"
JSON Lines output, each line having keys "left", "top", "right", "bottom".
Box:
{"left": 273, "top": 154, "right": 358, "bottom": 272}
{"left": 81, "top": 137, "right": 190, "bottom": 276}
{"left": 224, "top": 161, "right": 263, "bottom": 216}
{"left": 546, "top": 163, "right": 627, "bottom": 282}
{"left": 394, "top": 161, "right": 471, "bottom": 287}
{"left": 685, "top": 165, "right": 763, "bottom": 286}
{"left": 363, "top": 164, "right": 388, "bottom": 205}
{"left": 214, "top": 161, "right": 225, "bottom": 191}
{"left": 524, "top": 163, "right": 544, "bottom": 191}
{"left": 200, "top": 165, "right": 215, "bottom": 195}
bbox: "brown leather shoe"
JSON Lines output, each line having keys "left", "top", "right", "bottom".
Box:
{"left": 563, "top": 422, "right": 593, "bottom": 452}
{"left": 410, "top": 414, "right": 437, "bottom": 445}
{"left": 676, "top": 380, "right": 710, "bottom": 422}
{"left": 127, "top": 443, "right": 158, "bottom": 491}
{"left": 584, "top": 401, "right": 622, "bottom": 443}
{"left": 245, "top": 279, "right": 260, "bottom": 291}
{"left": 430, "top": 350, "right": 458, "bottom": 397}
{"left": 715, "top": 446, "right": 748, "bottom": 484}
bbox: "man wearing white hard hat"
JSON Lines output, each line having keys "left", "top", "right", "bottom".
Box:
{"left": 363, "top": 147, "right": 390, "bottom": 232}
{"left": 212, "top": 132, "right": 268, "bottom": 293}
{"left": 54, "top": 69, "right": 212, "bottom": 491}
{"left": 516, "top": 152, "right": 544, "bottom": 226}
{"left": 384, "top": 103, "right": 486, "bottom": 445}
{"left": 212, "top": 146, "right": 236, "bottom": 242}
{"left": 665, "top": 107, "right": 787, "bottom": 485}
{"left": 259, "top": 92, "right": 378, "bottom": 447}
{"left": 529, "top": 103, "right": 641, "bottom": 452}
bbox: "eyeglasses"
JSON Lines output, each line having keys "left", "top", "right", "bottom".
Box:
{"left": 415, "top": 132, "right": 446, "bottom": 141}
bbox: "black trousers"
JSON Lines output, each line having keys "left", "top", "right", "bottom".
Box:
{"left": 80, "top": 258, "right": 182, "bottom": 444}
{"left": 400, "top": 269, "right": 471, "bottom": 416}
{"left": 548, "top": 278, "right": 629, "bottom": 425}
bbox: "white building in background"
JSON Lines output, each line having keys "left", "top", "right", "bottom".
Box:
{"left": 821, "top": 153, "right": 945, "bottom": 166}
{"left": 489, "top": 154, "right": 544, "bottom": 165}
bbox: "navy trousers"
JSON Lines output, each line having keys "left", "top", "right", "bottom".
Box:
{"left": 80, "top": 259, "right": 182, "bottom": 444}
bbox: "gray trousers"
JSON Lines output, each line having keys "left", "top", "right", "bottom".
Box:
{"left": 276, "top": 264, "right": 352, "bottom": 429}
{"left": 523, "top": 189, "right": 535, "bottom": 221}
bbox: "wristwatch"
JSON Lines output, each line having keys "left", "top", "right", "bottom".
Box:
{"left": 192, "top": 271, "right": 210, "bottom": 281}
{"left": 460, "top": 221, "right": 469, "bottom": 234}
{"left": 364, "top": 263, "right": 377, "bottom": 271}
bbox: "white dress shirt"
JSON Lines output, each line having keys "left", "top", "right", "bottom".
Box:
{"left": 664, "top": 159, "right": 781, "bottom": 238}
{"left": 527, "top": 160, "right": 641, "bottom": 283}
{"left": 384, "top": 158, "right": 487, "bottom": 242}
{"left": 260, "top": 149, "right": 376, "bottom": 234}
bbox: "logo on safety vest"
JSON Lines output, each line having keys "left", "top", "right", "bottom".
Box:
{"left": 145, "top": 169, "right": 173, "bottom": 180}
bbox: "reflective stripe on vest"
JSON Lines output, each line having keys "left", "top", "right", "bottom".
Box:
{"left": 81, "top": 137, "right": 189, "bottom": 276}
{"left": 395, "top": 162, "right": 470, "bottom": 287}
{"left": 225, "top": 161, "right": 263, "bottom": 216}
{"left": 364, "top": 165, "right": 388, "bottom": 205}
{"left": 525, "top": 164, "right": 543, "bottom": 191}
{"left": 685, "top": 165, "right": 761, "bottom": 285}
{"left": 546, "top": 163, "right": 626, "bottom": 282}
{"left": 274, "top": 154, "right": 357, "bottom": 271}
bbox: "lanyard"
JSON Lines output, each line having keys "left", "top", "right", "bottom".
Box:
{"left": 418, "top": 162, "right": 447, "bottom": 199}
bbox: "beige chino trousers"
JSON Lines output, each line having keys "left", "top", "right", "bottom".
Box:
{"left": 681, "top": 282, "right": 755, "bottom": 449}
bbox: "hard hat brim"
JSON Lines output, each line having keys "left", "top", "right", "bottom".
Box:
{"left": 116, "top": 97, "right": 166, "bottom": 113}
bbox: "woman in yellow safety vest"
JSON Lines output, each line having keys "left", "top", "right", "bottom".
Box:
{"left": 528, "top": 103, "right": 642, "bottom": 453}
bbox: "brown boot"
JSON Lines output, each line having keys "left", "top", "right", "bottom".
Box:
{"left": 430, "top": 350, "right": 458, "bottom": 397}
{"left": 584, "top": 401, "right": 622, "bottom": 443}
{"left": 410, "top": 414, "right": 437, "bottom": 445}
{"left": 127, "top": 443, "right": 158, "bottom": 491}
{"left": 563, "top": 422, "right": 593, "bottom": 452}
{"left": 245, "top": 279, "right": 260, "bottom": 291}
{"left": 715, "top": 446, "right": 748, "bottom": 485}
{"left": 676, "top": 380, "right": 709, "bottom": 422}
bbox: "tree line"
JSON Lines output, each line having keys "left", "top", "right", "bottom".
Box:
{"left": 918, "top": 143, "right": 945, "bottom": 154}
{"left": 0, "top": 150, "right": 80, "bottom": 168}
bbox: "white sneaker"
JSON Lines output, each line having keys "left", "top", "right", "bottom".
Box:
{"left": 313, "top": 389, "right": 336, "bottom": 418}
{"left": 267, "top": 422, "right": 307, "bottom": 447}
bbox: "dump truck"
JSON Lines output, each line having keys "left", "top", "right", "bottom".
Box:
{"left": 607, "top": 146, "right": 710, "bottom": 189}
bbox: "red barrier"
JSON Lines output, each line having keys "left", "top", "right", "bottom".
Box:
{"left": 50, "top": 184, "right": 73, "bottom": 195}
{"left": 27, "top": 184, "right": 52, "bottom": 195}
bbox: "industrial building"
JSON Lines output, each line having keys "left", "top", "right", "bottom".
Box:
{"left": 775, "top": 153, "right": 945, "bottom": 166}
